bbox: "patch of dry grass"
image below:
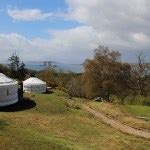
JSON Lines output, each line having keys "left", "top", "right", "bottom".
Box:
{"left": 87, "top": 102, "right": 150, "bottom": 131}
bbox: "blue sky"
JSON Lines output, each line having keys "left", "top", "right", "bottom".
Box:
{"left": 0, "top": 0, "right": 80, "bottom": 38}
{"left": 0, "top": 0, "right": 150, "bottom": 63}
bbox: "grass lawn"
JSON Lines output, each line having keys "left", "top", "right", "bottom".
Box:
{"left": 0, "top": 90, "right": 150, "bottom": 149}
{"left": 87, "top": 102, "right": 150, "bottom": 131}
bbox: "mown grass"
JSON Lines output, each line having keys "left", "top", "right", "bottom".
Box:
{"left": 0, "top": 90, "right": 150, "bottom": 149}
{"left": 87, "top": 101, "right": 150, "bottom": 131}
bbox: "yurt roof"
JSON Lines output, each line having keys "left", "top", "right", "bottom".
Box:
{"left": 23, "top": 77, "right": 46, "bottom": 85}
{"left": 0, "top": 73, "right": 16, "bottom": 85}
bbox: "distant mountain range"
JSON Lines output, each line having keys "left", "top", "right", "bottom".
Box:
{"left": 25, "top": 61, "right": 84, "bottom": 73}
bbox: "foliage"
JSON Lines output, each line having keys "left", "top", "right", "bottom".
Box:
{"left": 66, "top": 75, "right": 85, "bottom": 98}
{"left": 57, "top": 71, "right": 79, "bottom": 90}
{"left": 124, "top": 95, "right": 150, "bottom": 106}
{"left": 123, "top": 52, "right": 150, "bottom": 96}
{"left": 37, "top": 68, "right": 58, "bottom": 88}
{"left": 65, "top": 46, "right": 150, "bottom": 104}
{"left": 37, "top": 68, "right": 80, "bottom": 89}
{"left": 25, "top": 69, "right": 38, "bottom": 78}
{"left": 65, "top": 100, "right": 81, "bottom": 110}
{"left": 7, "top": 53, "right": 27, "bottom": 80}
{"left": 0, "top": 64, "right": 10, "bottom": 75}
{"left": 77, "top": 46, "right": 130, "bottom": 101}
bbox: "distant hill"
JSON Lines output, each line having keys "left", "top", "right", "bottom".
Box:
{"left": 25, "top": 61, "right": 84, "bottom": 73}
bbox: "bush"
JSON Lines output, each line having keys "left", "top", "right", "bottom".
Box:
{"left": 142, "top": 97, "right": 150, "bottom": 106}
{"left": 65, "top": 100, "right": 81, "bottom": 110}
{"left": 124, "top": 95, "right": 140, "bottom": 105}
{"left": 110, "top": 96, "right": 123, "bottom": 104}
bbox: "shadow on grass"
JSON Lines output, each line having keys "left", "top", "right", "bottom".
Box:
{"left": 0, "top": 98, "right": 36, "bottom": 112}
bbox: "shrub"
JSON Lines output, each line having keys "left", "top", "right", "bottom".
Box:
{"left": 142, "top": 97, "right": 150, "bottom": 106}
{"left": 65, "top": 100, "right": 81, "bottom": 110}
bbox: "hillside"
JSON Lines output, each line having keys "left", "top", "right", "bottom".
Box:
{"left": 0, "top": 90, "right": 150, "bottom": 149}
{"left": 87, "top": 102, "right": 150, "bottom": 131}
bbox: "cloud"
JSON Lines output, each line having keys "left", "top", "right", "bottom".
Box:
{"left": 2, "top": 1, "right": 150, "bottom": 63}
{"left": 66, "top": 0, "right": 150, "bottom": 30}
{"left": 0, "top": 26, "right": 101, "bottom": 63}
{"left": 0, "top": 26, "right": 150, "bottom": 64}
{"left": 65, "top": 0, "right": 150, "bottom": 60}
{"left": 7, "top": 8, "right": 53, "bottom": 21}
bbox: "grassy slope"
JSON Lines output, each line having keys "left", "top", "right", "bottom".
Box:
{"left": 121, "top": 105, "right": 150, "bottom": 118}
{"left": 87, "top": 102, "right": 150, "bottom": 131}
{"left": 0, "top": 90, "right": 149, "bottom": 150}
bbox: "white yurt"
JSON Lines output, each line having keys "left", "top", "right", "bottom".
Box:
{"left": 23, "top": 77, "right": 46, "bottom": 93}
{"left": 0, "top": 73, "right": 18, "bottom": 107}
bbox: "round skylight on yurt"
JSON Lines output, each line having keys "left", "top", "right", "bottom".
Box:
{"left": 23, "top": 77, "right": 46, "bottom": 93}
{"left": 0, "top": 73, "right": 18, "bottom": 107}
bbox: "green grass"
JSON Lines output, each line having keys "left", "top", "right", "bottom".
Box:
{"left": 121, "top": 105, "right": 150, "bottom": 118}
{"left": 124, "top": 95, "right": 150, "bottom": 106}
{"left": 0, "top": 90, "right": 150, "bottom": 149}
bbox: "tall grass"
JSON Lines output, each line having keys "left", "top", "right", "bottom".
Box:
{"left": 124, "top": 95, "right": 150, "bottom": 106}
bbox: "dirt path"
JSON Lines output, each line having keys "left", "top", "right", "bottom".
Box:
{"left": 82, "top": 105, "right": 150, "bottom": 140}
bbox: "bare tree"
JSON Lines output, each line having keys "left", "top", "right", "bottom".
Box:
{"left": 127, "top": 52, "right": 150, "bottom": 96}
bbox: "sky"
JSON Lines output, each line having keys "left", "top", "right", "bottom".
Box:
{"left": 0, "top": 0, "right": 150, "bottom": 64}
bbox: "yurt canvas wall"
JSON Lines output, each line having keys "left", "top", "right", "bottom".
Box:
{"left": 0, "top": 73, "right": 18, "bottom": 107}
{"left": 23, "top": 77, "right": 46, "bottom": 93}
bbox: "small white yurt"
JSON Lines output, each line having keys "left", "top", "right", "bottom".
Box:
{"left": 0, "top": 73, "right": 18, "bottom": 107}
{"left": 23, "top": 77, "right": 46, "bottom": 93}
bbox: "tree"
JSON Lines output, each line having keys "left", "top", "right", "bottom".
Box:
{"left": 8, "top": 53, "right": 27, "bottom": 80}
{"left": 66, "top": 75, "right": 85, "bottom": 98}
{"left": 83, "top": 45, "right": 128, "bottom": 101}
{"left": 18, "top": 61, "right": 27, "bottom": 80}
{"left": 0, "top": 64, "right": 10, "bottom": 75}
{"left": 125, "top": 52, "right": 150, "bottom": 96}
{"left": 37, "top": 68, "right": 58, "bottom": 88}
